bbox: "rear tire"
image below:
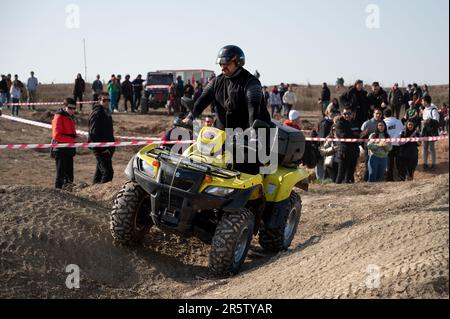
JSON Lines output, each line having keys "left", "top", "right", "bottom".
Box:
{"left": 258, "top": 192, "right": 301, "bottom": 253}
{"left": 209, "top": 209, "right": 254, "bottom": 276}
{"left": 110, "top": 181, "right": 153, "bottom": 245}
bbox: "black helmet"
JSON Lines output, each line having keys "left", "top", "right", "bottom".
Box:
{"left": 216, "top": 45, "right": 245, "bottom": 67}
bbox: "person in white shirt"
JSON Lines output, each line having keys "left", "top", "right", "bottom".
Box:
{"left": 383, "top": 108, "right": 404, "bottom": 181}
{"left": 282, "top": 84, "right": 297, "bottom": 117}
{"left": 27, "top": 71, "right": 38, "bottom": 111}
{"left": 421, "top": 95, "right": 440, "bottom": 170}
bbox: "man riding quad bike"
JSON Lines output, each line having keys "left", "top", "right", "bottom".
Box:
{"left": 110, "top": 46, "right": 310, "bottom": 276}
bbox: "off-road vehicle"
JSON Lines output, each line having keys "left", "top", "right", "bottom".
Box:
{"left": 140, "top": 72, "right": 174, "bottom": 114}
{"left": 110, "top": 119, "right": 309, "bottom": 276}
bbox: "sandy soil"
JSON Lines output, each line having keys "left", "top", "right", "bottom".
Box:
{"left": 0, "top": 107, "right": 448, "bottom": 299}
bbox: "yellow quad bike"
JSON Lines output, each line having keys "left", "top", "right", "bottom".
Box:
{"left": 110, "top": 120, "right": 310, "bottom": 276}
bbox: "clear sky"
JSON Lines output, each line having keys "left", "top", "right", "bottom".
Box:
{"left": 1, "top": 0, "right": 448, "bottom": 86}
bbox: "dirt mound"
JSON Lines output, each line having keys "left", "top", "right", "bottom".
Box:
{"left": 0, "top": 175, "right": 448, "bottom": 299}
{"left": 188, "top": 175, "right": 449, "bottom": 299}
{"left": 0, "top": 185, "right": 212, "bottom": 298}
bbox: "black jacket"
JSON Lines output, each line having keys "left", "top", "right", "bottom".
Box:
{"left": 0, "top": 79, "right": 7, "bottom": 93}
{"left": 88, "top": 105, "right": 115, "bottom": 153}
{"left": 321, "top": 87, "right": 331, "bottom": 102}
{"left": 74, "top": 78, "right": 86, "bottom": 95}
{"left": 339, "top": 86, "right": 370, "bottom": 128}
{"left": 399, "top": 129, "right": 420, "bottom": 159}
{"left": 319, "top": 117, "right": 333, "bottom": 138}
{"left": 367, "top": 88, "right": 388, "bottom": 109}
{"left": 192, "top": 68, "right": 271, "bottom": 130}
{"left": 335, "top": 117, "right": 360, "bottom": 160}
{"left": 388, "top": 88, "right": 404, "bottom": 107}
{"left": 121, "top": 80, "right": 133, "bottom": 97}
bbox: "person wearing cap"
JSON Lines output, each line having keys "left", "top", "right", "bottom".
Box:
{"left": 339, "top": 80, "right": 370, "bottom": 128}
{"left": 404, "top": 100, "right": 421, "bottom": 129}
{"left": 51, "top": 98, "right": 78, "bottom": 189}
{"left": 284, "top": 110, "right": 301, "bottom": 130}
{"left": 388, "top": 83, "right": 404, "bottom": 119}
{"left": 335, "top": 106, "right": 361, "bottom": 184}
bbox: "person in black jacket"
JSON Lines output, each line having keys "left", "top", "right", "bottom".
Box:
{"left": 88, "top": 93, "right": 115, "bottom": 184}
{"left": 320, "top": 82, "right": 331, "bottom": 117}
{"left": 185, "top": 45, "right": 271, "bottom": 130}
{"left": 121, "top": 75, "right": 134, "bottom": 113}
{"left": 335, "top": 106, "right": 361, "bottom": 184}
{"left": 132, "top": 74, "right": 145, "bottom": 111}
{"left": 397, "top": 120, "right": 420, "bottom": 181}
{"left": 339, "top": 80, "right": 370, "bottom": 129}
{"left": 73, "top": 73, "right": 85, "bottom": 112}
{"left": 184, "top": 45, "right": 271, "bottom": 175}
{"left": 367, "top": 82, "right": 388, "bottom": 117}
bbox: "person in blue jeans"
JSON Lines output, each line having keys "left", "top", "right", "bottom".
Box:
{"left": 367, "top": 121, "right": 392, "bottom": 182}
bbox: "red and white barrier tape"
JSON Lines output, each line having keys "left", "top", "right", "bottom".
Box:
{"left": 0, "top": 139, "right": 194, "bottom": 150}
{"left": 2, "top": 101, "right": 96, "bottom": 106}
{"left": 0, "top": 114, "right": 161, "bottom": 141}
{"left": 0, "top": 135, "right": 447, "bottom": 150}
{"left": 306, "top": 135, "right": 448, "bottom": 143}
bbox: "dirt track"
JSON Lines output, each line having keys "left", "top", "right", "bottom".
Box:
{"left": 0, "top": 174, "right": 448, "bottom": 299}
{"left": 0, "top": 108, "right": 448, "bottom": 299}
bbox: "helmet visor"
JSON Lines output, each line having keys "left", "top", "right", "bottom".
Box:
{"left": 216, "top": 56, "right": 234, "bottom": 65}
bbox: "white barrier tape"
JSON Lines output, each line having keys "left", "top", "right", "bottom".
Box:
{"left": 3, "top": 101, "right": 96, "bottom": 106}
{"left": 0, "top": 114, "right": 161, "bottom": 141}
{"left": 0, "top": 135, "right": 447, "bottom": 150}
{"left": 0, "top": 139, "right": 194, "bottom": 150}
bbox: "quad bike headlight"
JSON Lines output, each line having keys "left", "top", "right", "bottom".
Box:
{"left": 203, "top": 186, "right": 235, "bottom": 197}
{"left": 140, "top": 160, "right": 156, "bottom": 178}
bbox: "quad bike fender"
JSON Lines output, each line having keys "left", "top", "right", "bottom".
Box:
{"left": 263, "top": 166, "right": 309, "bottom": 203}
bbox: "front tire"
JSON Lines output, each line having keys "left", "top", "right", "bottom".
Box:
{"left": 209, "top": 209, "right": 255, "bottom": 276}
{"left": 110, "top": 181, "right": 153, "bottom": 245}
{"left": 259, "top": 192, "right": 302, "bottom": 253}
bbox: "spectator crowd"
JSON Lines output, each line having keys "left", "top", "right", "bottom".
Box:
{"left": 0, "top": 70, "right": 448, "bottom": 189}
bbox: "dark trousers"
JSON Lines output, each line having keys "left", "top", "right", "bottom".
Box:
{"left": 393, "top": 104, "right": 402, "bottom": 119}
{"left": 123, "top": 95, "right": 133, "bottom": 111}
{"left": 74, "top": 93, "right": 83, "bottom": 111}
{"left": 133, "top": 92, "right": 142, "bottom": 110}
{"left": 55, "top": 153, "right": 74, "bottom": 189}
{"left": 386, "top": 146, "right": 400, "bottom": 181}
{"left": 397, "top": 154, "right": 418, "bottom": 181}
{"left": 336, "top": 152, "right": 359, "bottom": 184}
{"left": 283, "top": 104, "right": 293, "bottom": 117}
{"left": 326, "top": 162, "right": 339, "bottom": 183}
{"left": 93, "top": 150, "right": 114, "bottom": 184}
